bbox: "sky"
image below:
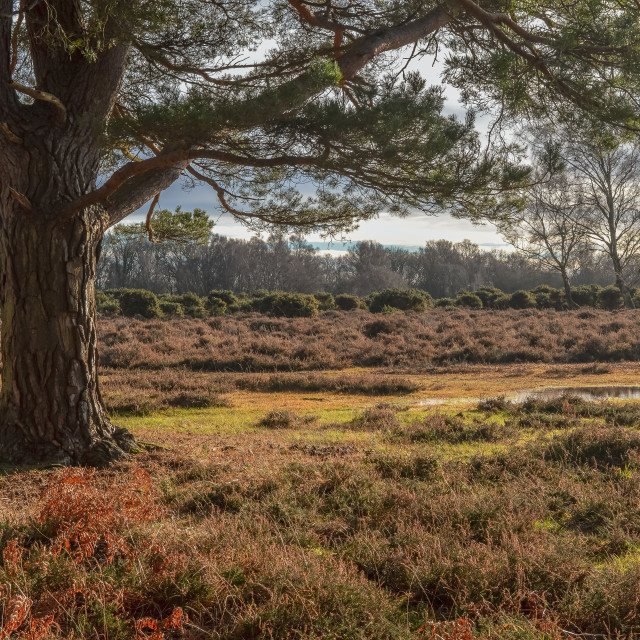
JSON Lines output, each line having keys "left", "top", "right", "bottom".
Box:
{"left": 125, "top": 51, "right": 512, "bottom": 254}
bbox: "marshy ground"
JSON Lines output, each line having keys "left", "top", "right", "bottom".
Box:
{"left": 4, "top": 311, "right": 640, "bottom": 638}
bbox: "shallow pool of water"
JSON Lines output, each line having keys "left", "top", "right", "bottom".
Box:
{"left": 508, "top": 386, "right": 640, "bottom": 403}
{"left": 418, "top": 386, "right": 640, "bottom": 406}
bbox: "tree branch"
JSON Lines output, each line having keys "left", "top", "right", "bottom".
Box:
{"left": 8, "top": 80, "right": 66, "bottom": 124}
{"left": 186, "top": 165, "right": 246, "bottom": 216}
{"left": 64, "top": 146, "right": 329, "bottom": 223}
{"left": 145, "top": 192, "right": 160, "bottom": 242}
{"left": 286, "top": 0, "right": 353, "bottom": 34}
{"left": 337, "top": 1, "right": 458, "bottom": 80}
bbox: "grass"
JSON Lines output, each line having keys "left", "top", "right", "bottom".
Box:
{"left": 4, "top": 390, "right": 640, "bottom": 638}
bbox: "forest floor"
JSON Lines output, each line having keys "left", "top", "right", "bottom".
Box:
{"left": 3, "top": 362, "right": 640, "bottom": 638}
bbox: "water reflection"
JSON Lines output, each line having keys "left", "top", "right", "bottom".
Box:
{"left": 508, "top": 386, "right": 640, "bottom": 403}
{"left": 418, "top": 386, "right": 640, "bottom": 406}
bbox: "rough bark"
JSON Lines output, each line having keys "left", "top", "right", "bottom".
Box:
{"left": 614, "top": 268, "right": 635, "bottom": 309}
{"left": 0, "top": 206, "right": 136, "bottom": 466}
{"left": 560, "top": 270, "right": 577, "bottom": 309}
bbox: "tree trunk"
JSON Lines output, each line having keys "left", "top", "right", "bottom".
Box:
{"left": 613, "top": 265, "right": 635, "bottom": 309}
{"left": 560, "top": 270, "right": 577, "bottom": 309}
{"left": 0, "top": 210, "right": 135, "bottom": 466}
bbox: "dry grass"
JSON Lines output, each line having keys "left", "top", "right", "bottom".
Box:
{"left": 94, "top": 309, "right": 640, "bottom": 373}
{"left": 3, "top": 399, "right": 640, "bottom": 638}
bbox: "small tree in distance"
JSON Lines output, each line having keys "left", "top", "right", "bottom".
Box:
{"left": 563, "top": 129, "right": 640, "bottom": 309}
{"left": 499, "top": 146, "right": 586, "bottom": 308}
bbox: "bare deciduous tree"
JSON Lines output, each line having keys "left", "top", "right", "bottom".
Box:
{"left": 500, "top": 172, "right": 586, "bottom": 307}
{"left": 565, "top": 136, "right": 640, "bottom": 308}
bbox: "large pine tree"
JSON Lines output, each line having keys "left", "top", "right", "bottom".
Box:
{"left": 0, "top": 0, "right": 638, "bottom": 465}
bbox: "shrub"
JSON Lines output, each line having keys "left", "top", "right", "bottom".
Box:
{"left": 99, "top": 300, "right": 121, "bottom": 316}
{"left": 364, "top": 319, "right": 396, "bottom": 338}
{"left": 174, "top": 292, "right": 202, "bottom": 307}
{"left": 598, "top": 285, "right": 624, "bottom": 310}
{"left": 571, "top": 284, "right": 602, "bottom": 307}
{"left": 252, "top": 292, "right": 319, "bottom": 318}
{"left": 335, "top": 294, "right": 362, "bottom": 311}
{"left": 167, "top": 292, "right": 208, "bottom": 318}
{"left": 509, "top": 290, "right": 536, "bottom": 309}
{"left": 532, "top": 285, "right": 565, "bottom": 310}
{"left": 434, "top": 297, "right": 456, "bottom": 308}
{"left": 475, "top": 286, "right": 504, "bottom": 308}
{"left": 119, "top": 289, "right": 162, "bottom": 318}
{"left": 313, "top": 292, "right": 336, "bottom": 311}
{"left": 207, "top": 290, "right": 239, "bottom": 312}
{"left": 96, "top": 291, "right": 121, "bottom": 316}
{"left": 184, "top": 303, "right": 208, "bottom": 318}
{"left": 205, "top": 297, "right": 227, "bottom": 316}
{"left": 368, "top": 288, "right": 432, "bottom": 313}
{"left": 258, "top": 410, "right": 302, "bottom": 429}
{"left": 456, "top": 291, "right": 483, "bottom": 309}
{"left": 160, "top": 301, "right": 185, "bottom": 317}
{"left": 492, "top": 294, "right": 512, "bottom": 309}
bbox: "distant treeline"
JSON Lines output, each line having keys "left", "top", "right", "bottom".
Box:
{"left": 96, "top": 233, "right": 623, "bottom": 299}
{"left": 97, "top": 283, "right": 636, "bottom": 319}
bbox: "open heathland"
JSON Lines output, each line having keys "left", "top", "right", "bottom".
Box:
{"left": 95, "top": 309, "right": 640, "bottom": 373}
{"left": 4, "top": 395, "right": 640, "bottom": 638}
{"left": 4, "top": 311, "right": 640, "bottom": 638}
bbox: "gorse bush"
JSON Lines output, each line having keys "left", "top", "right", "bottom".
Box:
{"left": 509, "top": 289, "right": 537, "bottom": 309}
{"left": 118, "top": 289, "right": 162, "bottom": 318}
{"left": 532, "top": 284, "right": 565, "bottom": 310}
{"left": 456, "top": 291, "right": 483, "bottom": 309}
{"left": 95, "top": 282, "right": 640, "bottom": 319}
{"left": 335, "top": 293, "right": 362, "bottom": 310}
{"left": 251, "top": 292, "right": 319, "bottom": 317}
{"left": 313, "top": 291, "right": 336, "bottom": 310}
{"left": 207, "top": 289, "right": 239, "bottom": 312}
{"left": 598, "top": 285, "right": 624, "bottom": 310}
{"left": 368, "top": 288, "right": 432, "bottom": 313}
{"left": 571, "top": 284, "right": 603, "bottom": 307}
{"left": 159, "top": 300, "right": 185, "bottom": 317}
{"left": 434, "top": 297, "right": 456, "bottom": 307}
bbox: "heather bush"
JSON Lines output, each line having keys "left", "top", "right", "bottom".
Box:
{"left": 363, "top": 319, "right": 396, "bottom": 338}
{"left": 118, "top": 288, "right": 162, "bottom": 318}
{"left": 258, "top": 409, "right": 303, "bottom": 429}
{"left": 335, "top": 293, "right": 362, "bottom": 310}
{"left": 94, "top": 309, "right": 640, "bottom": 371}
{"left": 368, "top": 288, "right": 432, "bottom": 313}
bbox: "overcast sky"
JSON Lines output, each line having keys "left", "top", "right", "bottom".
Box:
{"left": 126, "top": 54, "right": 512, "bottom": 253}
